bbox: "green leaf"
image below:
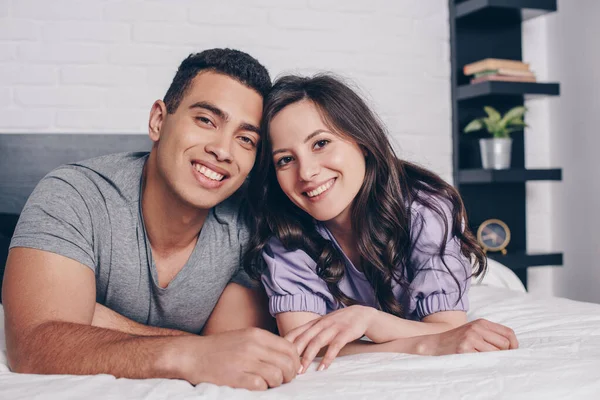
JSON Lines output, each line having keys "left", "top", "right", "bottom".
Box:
{"left": 483, "top": 106, "right": 501, "bottom": 123}
{"left": 507, "top": 119, "right": 527, "bottom": 128}
{"left": 482, "top": 117, "right": 499, "bottom": 134}
{"left": 499, "top": 106, "right": 527, "bottom": 130}
{"left": 463, "top": 119, "right": 483, "bottom": 133}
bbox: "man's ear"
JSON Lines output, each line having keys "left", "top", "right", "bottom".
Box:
{"left": 148, "top": 100, "right": 168, "bottom": 143}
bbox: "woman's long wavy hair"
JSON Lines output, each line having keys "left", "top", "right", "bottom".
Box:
{"left": 244, "top": 74, "right": 486, "bottom": 317}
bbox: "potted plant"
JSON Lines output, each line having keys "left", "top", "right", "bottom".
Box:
{"left": 463, "top": 106, "right": 527, "bottom": 169}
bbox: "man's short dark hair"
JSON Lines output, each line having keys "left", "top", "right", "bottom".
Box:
{"left": 163, "top": 48, "right": 271, "bottom": 114}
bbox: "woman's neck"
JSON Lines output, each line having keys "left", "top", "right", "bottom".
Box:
{"left": 324, "top": 213, "right": 362, "bottom": 270}
{"left": 141, "top": 153, "right": 208, "bottom": 256}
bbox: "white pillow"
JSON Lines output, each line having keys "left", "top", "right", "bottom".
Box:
{"left": 473, "top": 258, "right": 526, "bottom": 293}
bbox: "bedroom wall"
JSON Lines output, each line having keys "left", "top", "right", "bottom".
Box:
{"left": 522, "top": 0, "right": 600, "bottom": 303}
{"left": 0, "top": 0, "right": 453, "bottom": 182}
{"left": 546, "top": 0, "right": 600, "bottom": 303}
{"left": 1, "top": 0, "right": 576, "bottom": 298}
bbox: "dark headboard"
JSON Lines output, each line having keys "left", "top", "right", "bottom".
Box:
{"left": 0, "top": 134, "right": 153, "bottom": 301}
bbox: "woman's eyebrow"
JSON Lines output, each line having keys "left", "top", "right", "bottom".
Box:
{"left": 272, "top": 129, "right": 330, "bottom": 156}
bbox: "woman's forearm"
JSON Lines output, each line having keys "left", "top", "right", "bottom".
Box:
{"left": 313, "top": 335, "right": 429, "bottom": 367}
{"left": 366, "top": 310, "right": 458, "bottom": 343}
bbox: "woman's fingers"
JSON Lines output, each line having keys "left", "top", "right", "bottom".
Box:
{"left": 284, "top": 318, "right": 319, "bottom": 344}
{"left": 318, "top": 332, "right": 354, "bottom": 370}
{"left": 476, "top": 319, "right": 519, "bottom": 349}
{"left": 292, "top": 320, "right": 332, "bottom": 357}
{"left": 480, "top": 329, "right": 512, "bottom": 351}
{"left": 299, "top": 326, "right": 338, "bottom": 372}
{"left": 473, "top": 339, "right": 501, "bottom": 352}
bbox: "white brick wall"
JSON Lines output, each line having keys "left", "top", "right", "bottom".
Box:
{"left": 0, "top": 0, "right": 451, "bottom": 180}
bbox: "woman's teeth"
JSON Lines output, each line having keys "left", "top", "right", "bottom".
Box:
{"left": 194, "top": 163, "right": 224, "bottom": 181}
{"left": 306, "top": 180, "right": 334, "bottom": 198}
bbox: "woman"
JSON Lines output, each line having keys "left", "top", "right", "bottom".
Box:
{"left": 245, "top": 74, "right": 518, "bottom": 373}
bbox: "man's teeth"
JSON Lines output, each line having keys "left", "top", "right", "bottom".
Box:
{"left": 194, "top": 163, "right": 224, "bottom": 181}
{"left": 306, "top": 180, "right": 334, "bottom": 198}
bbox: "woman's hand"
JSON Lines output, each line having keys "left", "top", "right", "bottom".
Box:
{"left": 415, "top": 318, "right": 518, "bottom": 355}
{"left": 283, "top": 305, "right": 377, "bottom": 372}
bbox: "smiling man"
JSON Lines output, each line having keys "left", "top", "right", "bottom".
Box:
{"left": 2, "top": 49, "right": 300, "bottom": 391}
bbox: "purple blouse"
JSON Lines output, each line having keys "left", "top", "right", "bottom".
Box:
{"left": 261, "top": 198, "right": 471, "bottom": 321}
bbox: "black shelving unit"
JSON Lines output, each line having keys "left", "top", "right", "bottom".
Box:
{"left": 457, "top": 168, "right": 561, "bottom": 184}
{"left": 449, "top": 0, "right": 561, "bottom": 288}
{"left": 455, "top": 0, "right": 557, "bottom": 22}
{"left": 457, "top": 81, "right": 560, "bottom": 100}
{"left": 488, "top": 252, "right": 563, "bottom": 270}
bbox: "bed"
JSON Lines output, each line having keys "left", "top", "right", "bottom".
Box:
{"left": 2, "top": 134, "right": 600, "bottom": 399}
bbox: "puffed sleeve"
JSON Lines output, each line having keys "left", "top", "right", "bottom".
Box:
{"left": 261, "top": 237, "right": 336, "bottom": 317}
{"left": 405, "top": 197, "right": 471, "bottom": 321}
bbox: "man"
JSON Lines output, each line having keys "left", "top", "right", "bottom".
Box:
{"left": 2, "top": 48, "right": 300, "bottom": 391}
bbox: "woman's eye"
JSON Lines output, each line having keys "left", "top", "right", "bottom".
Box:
{"left": 314, "top": 139, "right": 330, "bottom": 149}
{"left": 276, "top": 156, "right": 293, "bottom": 166}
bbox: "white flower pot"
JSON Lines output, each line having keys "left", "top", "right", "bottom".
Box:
{"left": 479, "top": 138, "right": 512, "bottom": 170}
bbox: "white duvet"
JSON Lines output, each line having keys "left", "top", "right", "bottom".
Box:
{"left": 2, "top": 284, "right": 600, "bottom": 400}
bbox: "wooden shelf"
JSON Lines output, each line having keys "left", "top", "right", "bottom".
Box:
{"left": 455, "top": 0, "right": 557, "bottom": 22}
{"left": 457, "top": 81, "right": 560, "bottom": 100}
{"left": 488, "top": 251, "right": 563, "bottom": 270}
{"left": 458, "top": 168, "right": 562, "bottom": 183}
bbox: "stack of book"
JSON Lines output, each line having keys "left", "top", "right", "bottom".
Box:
{"left": 463, "top": 58, "right": 536, "bottom": 84}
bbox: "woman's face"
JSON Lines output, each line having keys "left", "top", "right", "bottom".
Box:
{"left": 269, "top": 100, "right": 366, "bottom": 225}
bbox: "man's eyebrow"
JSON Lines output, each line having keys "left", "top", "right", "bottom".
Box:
{"left": 189, "top": 101, "right": 229, "bottom": 121}
{"left": 239, "top": 122, "right": 260, "bottom": 135}
{"left": 272, "top": 129, "right": 329, "bottom": 156}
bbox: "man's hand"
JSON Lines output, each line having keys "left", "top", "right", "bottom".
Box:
{"left": 179, "top": 327, "right": 301, "bottom": 390}
{"left": 414, "top": 318, "right": 519, "bottom": 355}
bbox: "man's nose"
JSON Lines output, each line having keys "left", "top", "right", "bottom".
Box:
{"left": 205, "top": 134, "right": 233, "bottom": 163}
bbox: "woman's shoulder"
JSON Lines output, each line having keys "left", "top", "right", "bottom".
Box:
{"left": 409, "top": 190, "right": 454, "bottom": 221}
{"left": 264, "top": 236, "right": 319, "bottom": 271}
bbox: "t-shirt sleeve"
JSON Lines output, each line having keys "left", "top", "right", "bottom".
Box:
{"left": 9, "top": 169, "right": 96, "bottom": 272}
{"left": 230, "top": 266, "right": 257, "bottom": 289}
{"left": 261, "top": 237, "right": 334, "bottom": 317}
{"left": 405, "top": 197, "right": 471, "bottom": 321}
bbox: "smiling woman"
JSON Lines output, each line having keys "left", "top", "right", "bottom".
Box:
{"left": 243, "top": 74, "right": 519, "bottom": 373}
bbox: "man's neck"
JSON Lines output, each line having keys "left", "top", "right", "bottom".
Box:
{"left": 141, "top": 153, "right": 209, "bottom": 257}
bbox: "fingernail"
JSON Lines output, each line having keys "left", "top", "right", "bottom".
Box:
{"left": 298, "top": 365, "right": 304, "bottom": 374}
{"left": 317, "top": 364, "right": 325, "bottom": 372}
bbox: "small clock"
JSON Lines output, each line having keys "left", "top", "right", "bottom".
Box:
{"left": 477, "top": 219, "right": 511, "bottom": 255}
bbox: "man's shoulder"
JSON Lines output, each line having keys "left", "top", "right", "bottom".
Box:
{"left": 45, "top": 151, "right": 148, "bottom": 202}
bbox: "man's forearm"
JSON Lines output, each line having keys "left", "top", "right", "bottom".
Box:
{"left": 10, "top": 320, "right": 191, "bottom": 379}
{"left": 92, "top": 303, "right": 192, "bottom": 337}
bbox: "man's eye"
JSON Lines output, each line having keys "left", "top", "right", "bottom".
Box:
{"left": 239, "top": 136, "right": 256, "bottom": 147}
{"left": 196, "top": 117, "right": 214, "bottom": 126}
{"left": 276, "top": 156, "right": 293, "bottom": 166}
{"left": 314, "top": 139, "right": 330, "bottom": 149}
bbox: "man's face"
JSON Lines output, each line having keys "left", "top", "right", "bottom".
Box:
{"left": 150, "top": 71, "right": 263, "bottom": 210}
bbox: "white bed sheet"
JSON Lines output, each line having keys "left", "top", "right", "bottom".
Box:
{"left": 2, "top": 285, "right": 600, "bottom": 400}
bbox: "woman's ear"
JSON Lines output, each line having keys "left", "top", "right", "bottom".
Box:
{"left": 148, "top": 100, "right": 168, "bottom": 143}
{"left": 361, "top": 145, "right": 369, "bottom": 158}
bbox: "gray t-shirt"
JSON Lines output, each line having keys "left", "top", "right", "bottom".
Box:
{"left": 10, "top": 152, "right": 253, "bottom": 333}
